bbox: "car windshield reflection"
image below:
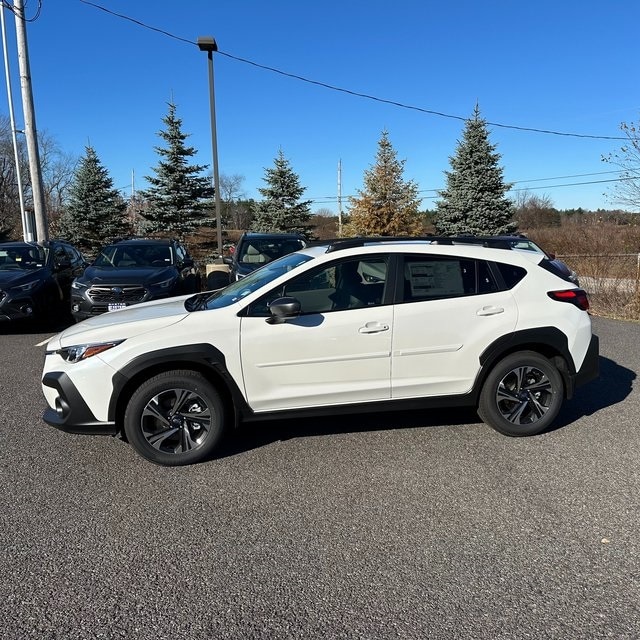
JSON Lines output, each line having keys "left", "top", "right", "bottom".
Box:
{"left": 0, "top": 246, "right": 46, "bottom": 270}
{"left": 194, "top": 252, "right": 313, "bottom": 311}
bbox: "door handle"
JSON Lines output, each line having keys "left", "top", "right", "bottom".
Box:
{"left": 477, "top": 306, "right": 504, "bottom": 316}
{"left": 359, "top": 322, "right": 390, "bottom": 334}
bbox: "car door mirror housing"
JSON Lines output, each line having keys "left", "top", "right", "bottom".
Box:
{"left": 266, "top": 297, "right": 301, "bottom": 324}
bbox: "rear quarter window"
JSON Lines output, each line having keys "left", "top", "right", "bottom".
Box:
{"left": 494, "top": 262, "right": 527, "bottom": 289}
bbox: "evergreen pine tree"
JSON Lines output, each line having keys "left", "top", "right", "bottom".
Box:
{"left": 345, "top": 130, "right": 422, "bottom": 237}
{"left": 57, "top": 145, "right": 127, "bottom": 255}
{"left": 140, "top": 102, "right": 213, "bottom": 241}
{"left": 435, "top": 105, "right": 516, "bottom": 235}
{"left": 251, "top": 150, "right": 312, "bottom": 235}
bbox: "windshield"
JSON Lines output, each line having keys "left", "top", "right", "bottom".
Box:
{"left": 237, "top": 237, "right": 306, "bottom": 265}
{"left": 192, "top": 252, "right": 313, "bottom": 311}
{"left": 0, "top": 245, "right": 46, "bottom": 271}
{"left": 508, "top": 239, "right": 548, "bottom": 257}
{"left": 93, "top": 244, "right": 174, "bottom": 268}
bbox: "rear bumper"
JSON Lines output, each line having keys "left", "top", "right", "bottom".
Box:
{"left": 42, "top": 371, "right": 117, "bottom": 435}
{"left": 576, "top": 333, "right": 599, "bottom": 387}
{"left": 566, "top": 333, "right": 599, "bottom": 398}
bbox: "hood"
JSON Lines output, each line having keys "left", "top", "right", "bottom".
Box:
{"left": 49, "top": 295, "right": 191, "bottom": 350}
{"left": 0, "top": 267, "right": 47, "bottom": 288}
{"left": 80, "top": 265, "right": 177, "bottom": 286}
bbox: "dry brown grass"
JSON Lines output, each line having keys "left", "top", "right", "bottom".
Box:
{"left": 527, "top": 221, "right": 640, "bottom": 321}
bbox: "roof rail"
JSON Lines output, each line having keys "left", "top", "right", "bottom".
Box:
{"left": 308, "top": 235, "right": 514, "bottom": 253}
{"left": 310, "top": 236, "right": 435, "bottom": 253}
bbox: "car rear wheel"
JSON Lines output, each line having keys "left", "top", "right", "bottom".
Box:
{"left": 478, "top": 351, "right": 564, "bottom": 437}
{"left": 124, "top": 370, "right": 225, "bottom": 466}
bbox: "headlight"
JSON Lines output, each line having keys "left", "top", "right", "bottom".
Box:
{"left": 152, "top": 277, "right": 176, "bottom": 289}
{"left": 54, "top": 340, "right": 124, "bottom": 363}
{"left": 71, "top": 280, "right": 88, "bottom": 290}
{"left": 11, "top": 279, "right": 40, "bottom": 292}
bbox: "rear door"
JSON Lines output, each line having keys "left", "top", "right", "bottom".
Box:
{"left": 391, "top": 254, "right": 519, "bottom": 398}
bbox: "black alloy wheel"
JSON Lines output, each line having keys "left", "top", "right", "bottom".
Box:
{"left": 124, "top": 370, "right": 225, "bottom": 466}
{"left": 478, "top": 351, "right": 564, "bottom": 437}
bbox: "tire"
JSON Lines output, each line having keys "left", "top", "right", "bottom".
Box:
{"left": 478, "top": 351, "right": 564, "bottom": 437}
{"left": 124, "top": 370, "right": 225, "bottom": 466}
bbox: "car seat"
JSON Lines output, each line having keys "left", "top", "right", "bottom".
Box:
{"left": 242, "top": 245, "right": 267, "bottom": 264}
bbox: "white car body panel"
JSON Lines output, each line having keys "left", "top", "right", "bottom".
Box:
{"left": 240, "top": 306, "right": 393, "bottom": 411}
{"left": 391, "top": 289, "right": 518, "bottom": 397}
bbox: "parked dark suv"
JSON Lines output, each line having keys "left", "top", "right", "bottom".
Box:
{"left": 70, "top": 238, "right": 201, "bottom": 322}
{"left": 0, "top": 239, "right": 86, "bottom": 325}
{"left": 223, "top": 232, "right": 306, "bottom": 283}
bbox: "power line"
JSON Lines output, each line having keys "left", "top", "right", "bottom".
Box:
{"left": 1, "top": 0, "right": 43, "bottom": 21}
{"left": 78, "top": 0, "right": 630, "bottom": 142}
{"left": 306, "top": 174, "right": 637, "bottom": 204}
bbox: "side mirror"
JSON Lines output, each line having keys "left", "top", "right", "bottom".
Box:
{"left": 222, "top": 256, "right": 233, "bottom": 266}
{"left": 55, "top": 257, "right": 71, "bottom": 269}
{"left": 266, "top": 297, "right": 301, "bottom": 325}
{"left": 182, "top": 257, "right": 194, "bottom": 268}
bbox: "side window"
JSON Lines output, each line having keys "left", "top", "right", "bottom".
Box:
{"left": 402, "top": 256, "right": 498, "bottom": 301}
{"left": 54, "top": 246, "right": 68, "bottom": 265}
{"left": 64, "top": 245, "right": 79, "bottom": 265}
{"left": 494, "top": 262, "right": 527, "bottom": 289}
{"left": 247, "top": 256, "right": 388, "bottom": 317}
{"left": 174, "top": 244, "right": 186, "bottom": 264}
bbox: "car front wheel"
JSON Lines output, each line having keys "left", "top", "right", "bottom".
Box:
{"left": 124, "top": 370, "right": 225, "bottom": 466}
{"left": 478, "top": 351, "right": 564, "bottom": 437}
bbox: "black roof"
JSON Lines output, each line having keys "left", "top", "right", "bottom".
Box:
{"left": 239, "top": 232, "right": 305, "bottom": 239}
{"left": 308, "top": 235, "right": 532, "bottom": 254}
{"left": 106, "top": 237, "right": 177, "bottom": 246}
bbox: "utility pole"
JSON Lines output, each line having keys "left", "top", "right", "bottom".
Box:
{"left": 337, "top": 159, "right": 343, "bottom": 237}
{"left": 14, "top": 0, "right": 47, "bottom": 242}
{"left": 1, "top": 2, "right": 30, "bottom": 240}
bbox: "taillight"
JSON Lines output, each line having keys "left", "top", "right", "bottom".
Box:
{"left": 548, "top": 288, "right": 590, "bottom": 311}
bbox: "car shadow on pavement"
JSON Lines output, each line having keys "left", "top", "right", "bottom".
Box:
{"left": 551, "top": 355, "right": 635, "bottom": 429}
{"left": 215, "top": 405, "right": 481, "bottom": 460}
{"left": 215, "top": 355, "right": 635, "bottom": 459}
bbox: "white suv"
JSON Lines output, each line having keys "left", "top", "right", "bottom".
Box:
{"left": 41, "top": 237, "right": 599, "bottom": 466}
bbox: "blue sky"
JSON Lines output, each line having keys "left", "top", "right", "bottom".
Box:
{"left": 2, "top": 0, "right": 639, "bottom": 213}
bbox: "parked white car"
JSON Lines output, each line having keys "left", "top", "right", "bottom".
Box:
{"left": 42, "top": 237, "right": 599, "bottom": 466}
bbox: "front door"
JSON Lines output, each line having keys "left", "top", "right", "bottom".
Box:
{"left": 239, "top": 256, "right": 393, "bottom": 412}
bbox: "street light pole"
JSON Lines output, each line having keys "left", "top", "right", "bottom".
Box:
{"left": 197, "top": 36, "right": 223, "bottom": 258}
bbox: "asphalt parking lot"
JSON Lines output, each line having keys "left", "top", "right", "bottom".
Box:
{"left": 0, "top": 315, "right": 638, "bottom": 639}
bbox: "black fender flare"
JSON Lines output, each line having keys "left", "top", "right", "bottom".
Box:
{"left": 475, "top": 327, "right": 575, "bottom": 400}
{"left": 108, "top": 343, "right": 249, "bottom": 425}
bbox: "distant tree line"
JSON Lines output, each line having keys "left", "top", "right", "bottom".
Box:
{"left": 2, "top": 102, "right": 639, "bottom": 250}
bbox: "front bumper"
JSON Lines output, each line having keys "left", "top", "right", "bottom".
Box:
{"left": 42, "top": 371, "right": 117, "bottom": 435}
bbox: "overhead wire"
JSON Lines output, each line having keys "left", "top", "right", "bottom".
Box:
{"left": 78, "top": 0, "right": 630, "bottom": 142}
{"left": 1, "top": 0, "right": 43, "bottom": 22}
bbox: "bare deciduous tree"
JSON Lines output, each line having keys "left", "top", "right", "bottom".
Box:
{"left": 603, "top": 120, "right": 640, "bottom": 211}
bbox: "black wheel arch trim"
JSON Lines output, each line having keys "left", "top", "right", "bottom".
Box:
{"left": 475, "top": 326, "right": 576, "bottom": 401}
{"left": 108, "top": 343, "right": 249, "bottom": 424}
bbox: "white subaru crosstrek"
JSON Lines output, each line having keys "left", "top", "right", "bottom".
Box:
{"left": 41, "top": 237, "right": 599, "bottom": 466}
